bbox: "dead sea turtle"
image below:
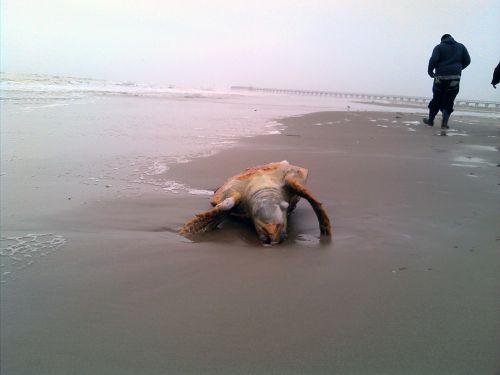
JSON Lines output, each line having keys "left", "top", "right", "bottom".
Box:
{"left": 180, "top": 160, "right": 332, "bottom": 244}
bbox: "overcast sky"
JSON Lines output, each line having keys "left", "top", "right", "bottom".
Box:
{"left": 2, "top": 0, "right": 499, "bottom": 100}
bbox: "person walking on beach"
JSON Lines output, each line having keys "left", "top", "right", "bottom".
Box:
{"left": 423, "top": 34, "right": 470, "bottom": 129}
{"left": 492, "top": 61, "right": 500, "bottom": 88}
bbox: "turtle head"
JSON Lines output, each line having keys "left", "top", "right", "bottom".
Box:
{"left": 252, "top": 194, "right": 289, "bottom": 245}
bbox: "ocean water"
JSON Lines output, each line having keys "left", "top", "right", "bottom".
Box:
{"left": 0, "top": 72, "right": 237, "bottom": 102}
{"left": 1, "top": 73, "right": 380, "bottom": 197}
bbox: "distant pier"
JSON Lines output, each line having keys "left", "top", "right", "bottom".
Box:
{"left": 231, "top": 86, "right": 500, "bottom": 110}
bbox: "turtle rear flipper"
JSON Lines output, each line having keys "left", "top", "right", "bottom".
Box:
{"left": 180, "top": 194, "right": 240, "bottom": 235}
{"left": 284, "top": 176, "right": 332, "bottom": 236}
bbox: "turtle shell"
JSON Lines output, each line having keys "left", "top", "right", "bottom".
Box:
{"left": 210, "top": 161, "right": 308, "bottom": 216}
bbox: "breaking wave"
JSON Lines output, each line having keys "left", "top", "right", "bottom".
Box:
{"left": 0, "top": 72, "right": 236, "bottom": 102}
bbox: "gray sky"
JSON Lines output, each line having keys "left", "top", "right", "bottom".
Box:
{"left": 2, "top": 0, "right": 499, "bottom": 100}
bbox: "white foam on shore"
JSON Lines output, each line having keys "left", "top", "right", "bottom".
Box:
{"left": 145, "top": 160, "right": 169, "bottom": 175}
{"left": 162, "top": 181, "right": 213, "bottom": 196}
{"left": 464, "top": 145, "right": 498, "bottom": 152}
{"left": 450, "top": 163, "right": 480, "bottom": 168}
{"left": 187, "top": 189, "right": 214, "bottom": 196}
{"left": 128, "top": 160, "right": 215, "bottom": 196}
{"left": 453, "top": 156, "right": 488, "bottom": 165}
{"left": 161, "top": 181, "right": 189, "bottom": 193}
{"left": 263, "top": 120, "right": 285, "bottom": 135}
{"left": 0, "top": 233, "right": 66, "bottom": 282}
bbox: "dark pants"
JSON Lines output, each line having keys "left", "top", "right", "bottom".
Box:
{"left": 427, "top": 77, "right": 460, "bottom": 120}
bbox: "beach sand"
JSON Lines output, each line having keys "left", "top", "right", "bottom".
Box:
{"left": 1, "top": 108, "right": 500, "bottom": 374}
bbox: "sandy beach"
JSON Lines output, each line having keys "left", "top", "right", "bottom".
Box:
{"left": 1, "top": 98, "right": 500, "bottom": 374}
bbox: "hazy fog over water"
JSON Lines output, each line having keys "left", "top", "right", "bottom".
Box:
{"left": 2, "top": 0, "right": 499, "bottom": 100}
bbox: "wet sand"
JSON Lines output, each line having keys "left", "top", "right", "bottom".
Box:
{"left": 1, "top": 110, "right": 500, "bottom": 374}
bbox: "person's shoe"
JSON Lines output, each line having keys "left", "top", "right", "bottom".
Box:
{"left": 423, "top": 118, "right": 434, "bottom": 126}
{"left": 441, "top": 124, "right": 449, "bottom": 129}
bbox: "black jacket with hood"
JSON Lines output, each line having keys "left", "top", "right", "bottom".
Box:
{"left": 492, "top": 62, "right": 500, "bottom": 86}
{"left": 428, "top": 36, "right": 471, "bottom": 77}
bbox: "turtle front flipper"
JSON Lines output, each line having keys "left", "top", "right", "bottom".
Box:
{"left": 180, "top": 193, "right": 241, "bottom": 235}
{"left": 179, "top": 207, "right": 228, "bottom": 235}
{"left": 284, "top": 176, "right": 332, "bottom": 236}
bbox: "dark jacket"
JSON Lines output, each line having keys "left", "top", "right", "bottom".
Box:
{"left": 428, "top": 36, "right": 471, "bottom": 77}
{"left": 492, "top": 62, "right": 500, "bottom": 85}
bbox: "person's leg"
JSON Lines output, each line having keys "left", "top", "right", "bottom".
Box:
{"left": 441, "top": 80, "right": 460, "bottom": 129}
{"left": 424, "top": 79, "right": 442, "bottom": 126}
